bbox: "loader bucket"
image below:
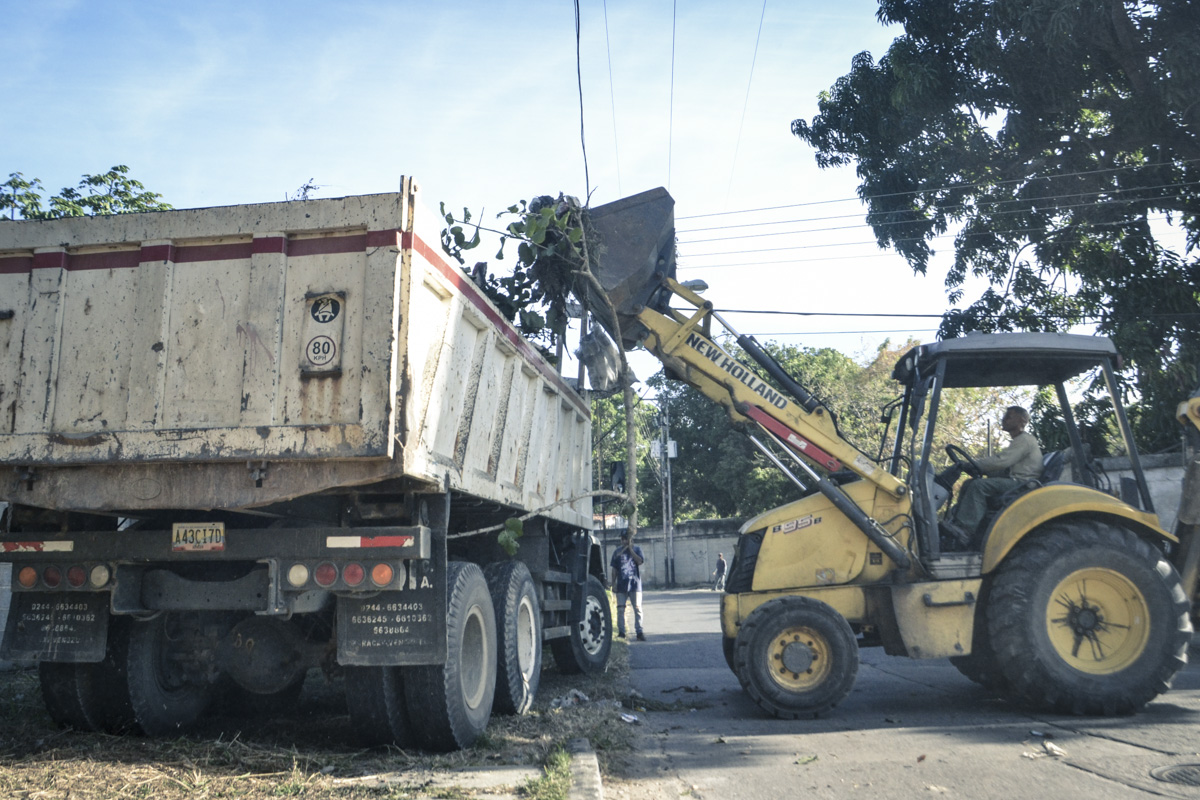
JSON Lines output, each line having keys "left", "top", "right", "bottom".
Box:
{"left": 587, "top": 187, "right": 677, "bottom": 349}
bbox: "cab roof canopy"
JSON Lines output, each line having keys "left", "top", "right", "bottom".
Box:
{"left": 892, "top": 333, "right": 1120, "bottom": 389}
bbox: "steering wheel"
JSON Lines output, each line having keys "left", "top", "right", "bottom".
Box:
{"left": 945, "top": 444, "right": 984, "bottom": 479}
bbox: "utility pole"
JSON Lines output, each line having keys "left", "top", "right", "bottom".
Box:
{"left": 660, "top": 400, "right": 675, "bottom": 587}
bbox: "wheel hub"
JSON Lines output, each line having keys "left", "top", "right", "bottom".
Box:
{"left": 780, "top": 641, "right": 816, "bottom": 674}
{"left": 1045, "top": 566, "right": 1150, "bottom": 675}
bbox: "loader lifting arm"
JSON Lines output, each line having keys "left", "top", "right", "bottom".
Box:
{"left": 1175, "top": 393, "right": 1200, "bottom": 610}
{"left": 588, "top": 188, "right": 911, "bottom": 569}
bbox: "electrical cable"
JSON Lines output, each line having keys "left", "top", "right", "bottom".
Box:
{"left": 668, "top": 0, "right": 677, "bottom": 190}
{"left": 574, "top": 0, "right": 590, "bottom": 199}
{"left": 677, "top": 185, "right": 1200, "bottom": 242}
{"left": 676, "top": 157, "right": 1200, "bottom": 220}
{"left": 725, "top": 0, "right": 768, "bottom": 209}
{"left": 602, "top": 0, "right": 622, "bottom": 196}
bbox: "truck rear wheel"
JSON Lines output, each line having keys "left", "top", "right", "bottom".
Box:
{"left": 988, "top": 522, "right": 1192, "bottom": 715}
{"left": 733, "top": 596, "right": 858, "bottom": 719}
{"left": 404, "top": 561, "right": 496, "bottom": 751}
{"left": 550, "top": 575, "right": 612, "bottom": 675}
{"left": 344, "top": 666, "right": 414, "bottom": 747}
{"left": 39, "top": 617, "right": 135, "bottom": 733}
{"left": 484, "top": 561, "right": 542, "bottom": 715}
{"left": 126, "top": 612, "right": 216, "bottom": 736}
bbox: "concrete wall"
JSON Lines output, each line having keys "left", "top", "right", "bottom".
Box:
{"left": 605, "top": 456, "right": 1189, "bottom": 589}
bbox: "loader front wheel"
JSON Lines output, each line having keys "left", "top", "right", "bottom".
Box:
{"left": 988, "top": 522, "right": 1192, "bottom": 715}
{"left": 733, "top": 597, "right": 858, "bottom": 719}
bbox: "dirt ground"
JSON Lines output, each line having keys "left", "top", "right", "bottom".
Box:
{"left": 0, "top": 643, "right": 635, "bottom": 800}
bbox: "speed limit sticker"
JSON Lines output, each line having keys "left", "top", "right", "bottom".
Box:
{"left": 306, "top": 335, "right": 337, "bottom": 366}
{"left": 301, "top": 291, "right": 345, "bottom": 375}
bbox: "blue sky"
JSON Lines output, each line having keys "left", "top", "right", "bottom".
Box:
{"left": 3, "top": 0, "right": 964, "bottom": 369}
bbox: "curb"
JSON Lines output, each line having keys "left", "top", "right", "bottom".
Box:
{"left": 567, "top": 738, "right": 604, "bottom": 800}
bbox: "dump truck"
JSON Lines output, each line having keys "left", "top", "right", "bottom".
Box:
{"left": 0, "top": 183, "right": 613, "bottom": 750}
{"left": 587, "top": 187, "right": 1193, "bottom": 719}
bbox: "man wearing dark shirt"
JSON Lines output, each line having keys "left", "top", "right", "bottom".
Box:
{"left": 610, "top": 532, "right": 645, "bottom": 640}
{"left": 712, "top": 553, "right": 727, "bottom": 591}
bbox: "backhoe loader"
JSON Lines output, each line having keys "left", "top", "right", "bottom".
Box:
{"left": 589, "top": 187, "right": 1193, "bottom": 719}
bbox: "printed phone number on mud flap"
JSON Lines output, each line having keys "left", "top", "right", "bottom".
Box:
{"left": 357, "top": 602, "right": 428, "bottom": 613}
{"left": 30, "top": 602, "right": 91, "bottom": 612}
{"left": 350, "top": 614, "right": 434, "bottom": 626}
{"left": 22, "top": 613, "right": 97, "bottom": 624}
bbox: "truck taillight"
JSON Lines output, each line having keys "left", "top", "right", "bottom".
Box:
{"left": 17, "top": 567, "right": 37, "bottom": 589}
{"left": 314, "top": 563, "right": 337, "bottom": 587}
{"left": 66, "top": 566, "right": 86, "bottom": 587}
{"left": 287, "top": 564, "right": 310, "bottom": 587}
{"left": 371, "top": 563, "right": 394, "bottom": 586}
{"left": 90, "top": 565, "right": 111, "bottom": 588}
{"left": 43, "top": 566, "right": 62, "bottom": 588}
{"left": 343, "top": 563, "right": 365, "bottom": 587}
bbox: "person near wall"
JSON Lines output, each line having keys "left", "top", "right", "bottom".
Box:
{"left": 947, "top": 405, "right": 1043, "bottom": 541}
{"left": 712, "top": 553, "right": 727, "bottom": 591}
{"left": 610, "top": 531, "right": 645, "bottom": 641}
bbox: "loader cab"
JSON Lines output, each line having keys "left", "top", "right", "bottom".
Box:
{"left": 889, "top": 333, "right": 1155, "bottom": 564}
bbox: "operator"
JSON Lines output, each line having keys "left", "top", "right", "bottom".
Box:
{"left": 947, "top": 405, "right": 1043, "bottom": 538}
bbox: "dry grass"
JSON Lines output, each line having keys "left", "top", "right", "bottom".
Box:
{"left": 0, "top": 642, "right": 634, "bottom": 799}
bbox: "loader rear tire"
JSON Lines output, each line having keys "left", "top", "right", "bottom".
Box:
{"left": 404, "top": 561, "right": 496, "bottom": 751}
{"left": 733, "top": 596, "right": 858, "bottom": 719}
{"left": 988, "top": 521, "right": 1192, "bottom": 715}
{"left": 949, "top": 577, "right": 1008, "bottom": 692}
{"left": 484, "top": 561, "right": 542, "bottom": 715}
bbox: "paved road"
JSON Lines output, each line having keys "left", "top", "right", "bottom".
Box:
{"left": 605, "top": 589, "right": 1200, "bottom": 800}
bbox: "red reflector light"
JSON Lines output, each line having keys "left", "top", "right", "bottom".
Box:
{"left": 67, "top": 566, "right": 87, "bottom": 587}
{"left": 314, "top": 562, "right": 338, "bottom": 587}
{"left": 43, "top": 566, "right": 62, "bottom": 588}
{"left": 343, "top": 563, "right": 365, "bottom": 587}
{"left": 17, "top": 567, "right": 37, "bottom": 589}
{"left": 371, "top": 563, "right": 394, "bottom": 586}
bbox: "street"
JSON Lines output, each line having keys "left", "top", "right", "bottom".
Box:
{"left": 605, "top": 589, "right": 1200, "bottom": 800}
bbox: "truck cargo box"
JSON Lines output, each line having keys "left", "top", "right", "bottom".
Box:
{"left": 0, "top": 181, "right": 591, "bottom": 527}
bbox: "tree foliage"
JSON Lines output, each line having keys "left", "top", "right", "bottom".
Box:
{"left": 792, "top": 0, "right": 1200, "bottom": 451}
{"left": 2, "top": 166, "right": 171, "bottom": 220}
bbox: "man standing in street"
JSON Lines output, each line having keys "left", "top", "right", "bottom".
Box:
{"left": 610, "top": 532, "right": 645, "bottom": 641}
{"left": 712, "top": 553, "right": 727, "bottom": 591}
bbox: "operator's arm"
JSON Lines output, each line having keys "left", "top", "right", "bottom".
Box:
{"left": 977, "top": 433, "right": 1041, "bottom": 478}
{"left": 631, "top": 545, "right": 644, "bottom": 566}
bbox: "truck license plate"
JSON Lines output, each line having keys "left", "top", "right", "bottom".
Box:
{"left": 172, "top": 522, "right": 226, "bottom": 552}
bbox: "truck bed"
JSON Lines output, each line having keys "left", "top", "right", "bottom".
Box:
{"left": 0, "top": 183, "right": 591, "bottom": 526}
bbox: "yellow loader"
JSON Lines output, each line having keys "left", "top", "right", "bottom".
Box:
{"left": 590, "top": 187, "right": 1192, "bottom": 719}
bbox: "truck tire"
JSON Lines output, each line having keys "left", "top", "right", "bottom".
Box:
{"left": 949, "top": 577, "right": 1009, "bottom": 692}
{"left": 344, "top": 666, "right": 414, "bottom": 747}
{"left": 484, "top": 561, "right": 542, "bottom": 715}
{"left": 126, "top": 613, "right": 216, "bottom": 736}
{"left": 404, "top": 561, "right": 497, "bottom": 751}
{"left": 733, "top": 596, "right": 859, "bottom": 719}
{"left": 550, "top": 575, "right": 612, "bottom": 675}
{"left": 988, "top": 521, "right": 1192, "bottom": 715}
{"left": 39, "top": 617, "right": 135, "bottom": 733}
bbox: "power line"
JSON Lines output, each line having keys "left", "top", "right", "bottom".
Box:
{"left": 574, "top": 0, "right": 590, "bottom": 199}
{"left": 602, "top": 0, "right": 621, "bottom": 196}
{"left": 680, "top": 214, "right": 1179, "bottom": 258}
{"left": 676, "top": 157, "right": 1200, "bottom": 221}
{"left": 667, "top": 0, "right": 677, "bottom": 190}
{"left": 677, "top": 184, "right": 1200, "bottom": 242}
{"left": 725, "top": 0, "right": 768, "bottom": 209}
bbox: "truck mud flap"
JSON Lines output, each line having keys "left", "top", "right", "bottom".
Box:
{"left": 1, "top": 592, "right": 108, "bottom": 663}
{"left": 336, "top": 585, "right": 447, "bottom": 666}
